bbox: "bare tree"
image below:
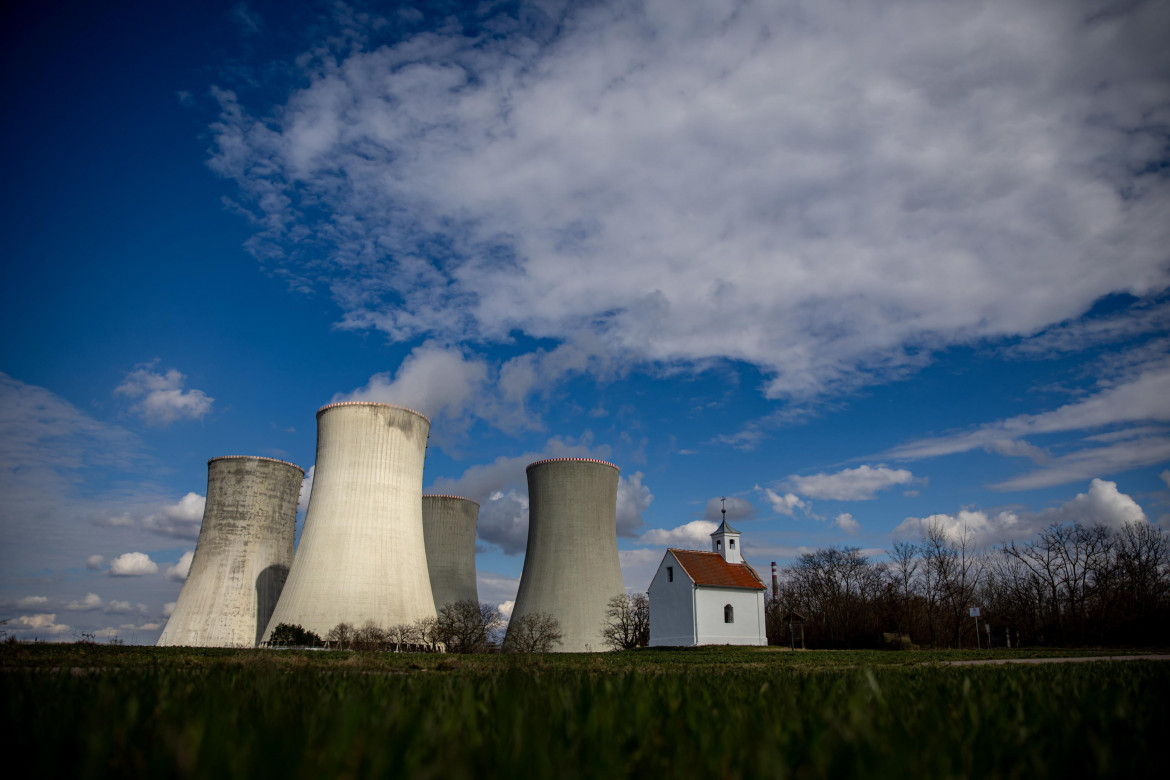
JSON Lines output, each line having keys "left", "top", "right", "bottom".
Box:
{"left": 435, "top": 600, "right": 503, "bottom": 653}
{"left": 504, "top": 612, "right": 564, "bottom": 653}
{"left": 354, "top": 620, "right": 389, "bottom": 652}
{"left": 326, "top": 621, "right": 356, "bottom": 650}
{"left": 600, "top": 593, "right": 650, "bottom": 650}
{"left": 385, "top": 623, "right": 419, "bottom": 652}
{"left": 412, "top": 616, "right": 441, "bottom": 652}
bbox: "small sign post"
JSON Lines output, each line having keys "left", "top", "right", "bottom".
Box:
{"left": 970, "top": 607, "right": 982, "bottom": 649}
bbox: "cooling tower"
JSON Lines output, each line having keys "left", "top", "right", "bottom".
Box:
{"left": 506, "top": 457, "right": 625, "bottom": 652}
{"left": 261, "top": 402, "right": 435, "bottom": 642}
{"left": 157, "top": 456, "right": 303, "bottom": 648}
{"left": 422, "top": 495, "right": 480, "bottom": 610}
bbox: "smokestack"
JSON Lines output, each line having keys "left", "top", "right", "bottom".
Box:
{"left": 506, "top": 458, "right": 625, "bottom": 652}
{"left": 158, "top": 456, "right": 303, "bottom": 647}
{"left": 422, "top": 494, "right": 480, "bottom": 610}
{"left": 771, "top": 561, "right": 778, "bottom": 599}
{"left": 262, "top": 402, "right": 435, "bottom": 641}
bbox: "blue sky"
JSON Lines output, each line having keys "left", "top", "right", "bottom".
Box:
{"left": 2, "top": 0, "right": 1168, "bottom": 644}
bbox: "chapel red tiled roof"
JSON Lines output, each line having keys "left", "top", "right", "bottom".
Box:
{"left": 668, "top": 549, "right": 766, "bottom": 590}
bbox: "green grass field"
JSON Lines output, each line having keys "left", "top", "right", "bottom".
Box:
{"left": 4, "top": 645, "right": 1166, "bottom": 778}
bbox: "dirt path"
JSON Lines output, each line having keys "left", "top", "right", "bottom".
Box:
{"left": 945, "top": 654, "right": 1170, "bottom": 666}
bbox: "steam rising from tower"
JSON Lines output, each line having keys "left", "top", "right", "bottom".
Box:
{"left": 262, "top": 402, "right": 435, "bottom": 641}
{"left": 506, "top": 457, "right": 625, "bottom": 652}
{"left": 158, "top": 456, "right": 303, "bottom": 647}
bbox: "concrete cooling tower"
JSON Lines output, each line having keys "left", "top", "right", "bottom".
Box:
{"left": 157, "top": 456, "right": 303, "bottom": 648}
{"left": 506, "top": 457, "right": 625, "bottom": 652}
{"left": 422, "top": 495, "right": 480, "bottom": 610}
{"left": 261, "top": 402, "right": 435, "bottom": 642}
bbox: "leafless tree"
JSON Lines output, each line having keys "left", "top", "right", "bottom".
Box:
{"left": 326, "top": 621, "right": 356, "bottom": 650}
{"left": 354, "top": 620, "right": 390, "bottom": 652}
{"left": 385, "top": 623, "right": 419, "bottom": 652}
{"left": 503, "top": 612, "right": 564, "bottom": 653}
{"left": 600, "top": 593, "right": 650, "bottom": 650}
{"left": 435, "top": 600, "right": 504, "bottom": 653}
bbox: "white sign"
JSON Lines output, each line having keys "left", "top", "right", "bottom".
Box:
{"left": 969, "top": 607, "right": 981, "bottom": 617}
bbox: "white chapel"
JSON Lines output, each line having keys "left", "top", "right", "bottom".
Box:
{"left": 647, "top": 504, "right": 767, "bottom": 647}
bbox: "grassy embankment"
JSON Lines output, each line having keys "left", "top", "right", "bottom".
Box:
{"left": 4, "top": 644, "right": 1167, "bottom": 778}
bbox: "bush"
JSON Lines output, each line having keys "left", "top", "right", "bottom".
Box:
{"left": 266, "top": 623, "right": 323, "bottom": 648}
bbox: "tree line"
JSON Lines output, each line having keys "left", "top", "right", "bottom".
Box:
{"left": 767, "top": 519, "right": 1170, "bottom": 648}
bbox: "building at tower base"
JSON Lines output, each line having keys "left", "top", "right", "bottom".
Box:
{"left": 506, "top": 457, "right": 625, "bottom": 652}
{"left": 158, "top": 456, "right": 303, "bottom": 648}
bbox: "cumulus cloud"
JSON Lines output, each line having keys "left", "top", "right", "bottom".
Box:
{"left": 894, "top": 478, "right": 1147, "bottom": 547}
{"left": 14, "top": 613, "right": 70, "bottom": 635}
{"left": 784, "top": 465, "right": 915, "bottom": 501}
{"left": 166, "top": 551, "right": 194, "bottom": 582}
{"left": 162, "top": 601, "right": 177, "bottom": 617}
{"left": 86, "top": 555, "right": 106, "bottom": 570}
{"left": 640, "top": 520, "right": 718, "bottom": 549}
{"left": 210, "top": 0, "right": 1170, "bottom": 415}
{"left": 16, "top": 596, "right": 48, "bottom": 608}
{"left": 619, "top": 548, "right": 665, "bottom": 593}
{"left": 617, "top": 472, "right": 653, "bottom": 537}
{"left": 703, "top": 496, "right": 755, "bottom": 521}
{"left": 760, "top": 488, "right": 807, "bottom": 517}
{"left": 109, "top": 552, "right": 159, "bottom": 577}
{"left": 66, "top": 593, "right": 104, "bottom": 611}
{"left": 835, "top": 513, "right": 860, "bottom": 535}
{"left": 142, "top": 493, "right": 206, "bottom": 538}
{"left": 105, "top": 600, "right": 135, "bottom": 614}
{"left": 115, "top": 364, "right": 213, "bottom": 426}
{"left": 476, "top": 489, "right": 530, "bottom": 555}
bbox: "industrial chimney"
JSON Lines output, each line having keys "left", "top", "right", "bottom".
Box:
{"left": 158, "top": 456, "right": 303, "bottom": 647}
{"left": 422, "top": 494, "right": 480, "bottom": 610}
{"left": 505, "top": 457, "right": 625, "bottom": 652}
{"left": 261, "top": 402, "right": 435, "bottom": 642}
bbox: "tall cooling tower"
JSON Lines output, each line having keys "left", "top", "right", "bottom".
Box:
{"left": 506, "top": 457, "right": 625, "bottom": 652}
{"left": 262, "top": 402, "right": 435, "bottom": 641}
{"left": 158, "top": 456, "right": 303, "bottom": 648}
{"left": 422, "top": 495, "right": 480, "bottom": 610}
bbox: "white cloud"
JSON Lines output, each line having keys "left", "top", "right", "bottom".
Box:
{"left": 760, "top": 488, "right": 807, "bottom": 517}
{"left": 16, "top": 596, "right": 48, "bottom": 608}
{"left": 66, "top": 593, "right": 104, "bottom": 611}
{"left": 703, "top": 496, "right": 755, "bottom": 521}
{"left": 106, "top": 600, "right": 135, "bottom": 614}
{"left": 835, "top": 513, "right": 860, "bottom": 535}
{"left": 785, "top": 465, "right": 915, "bottom": 501}
{"left": 336, "top": 343, "right": 491, "bottom": 434}
{"left": 14, "top": 613, "right": 71, "bottom": 635}
{"left": 166, "top": 551, "right": 195, "bottom": 582}
{"left": 142, "top": 493, "right": 206, "bottom": 538}
{"left": 109, "top": 552, "right": 159, "bottom": 577}
{"left": 476, "top": 570, "right": 521, "bottom": 612}
{"left": 115, "top": 364, "right": 214, "bottom": 426}
{"left": 163, "top": 601, "right": 177, "bottom": 617}
{"left": 616, "top": 472, "right": 653, "bottom": 537}
{"left": 894, "top": 478, "right": 1147, "bottom": 547}
{"left": 477, "top": 489, "right": 530, "bottom": 555}
{"left": 497, "top": 600, "right": 515, "bottom": 620}
{"left": 210, "top": 0, "right": 1170, "bottom": 412}
{"left": 619, "top": 548, "right": 664, "bottom": 593}
{"left": 640, "top": 520, "right": 717, "bottom": 549}
{"left": 86, "top": 555, "right": 106, "bottom": 570}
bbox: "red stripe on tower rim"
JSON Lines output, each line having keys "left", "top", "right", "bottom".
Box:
{"left": 208, "top": 455, "right": 305, "bottom": 474}
{"left": 315, "top": 401, "right": 431, "bottom": 424}
{"left": 525, "top": 456, "right": 620, "bottom": 473}
{"left": 422, "top": 494, "right": 481, "bottom": 507}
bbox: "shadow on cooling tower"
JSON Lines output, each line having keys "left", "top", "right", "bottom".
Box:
{"left": 255, "top": 564, "right": 291, "bottom": 647}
